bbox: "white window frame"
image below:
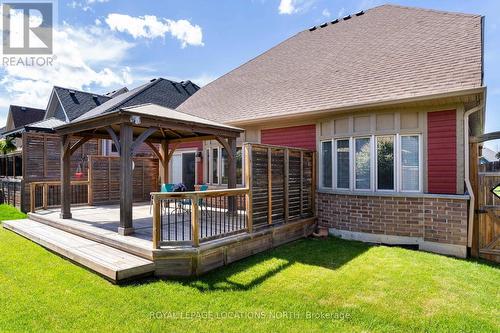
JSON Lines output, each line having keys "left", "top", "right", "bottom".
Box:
{"left": 353, "top": 136, "right": 373, "bottom": 191}
{"left": 375, "top": 135, "right": 396, "bottom": 192}
{"left": 207, "top": 146, "right": 245, "bottom": 186}
{"left": 398, "top": 134, "right": 423, "bottom": 193}
{"left": 334, "top": 138, "right": 351, "bottom": 190}
{"left": 319, "top": 140, "right": 333, "bottom": 189}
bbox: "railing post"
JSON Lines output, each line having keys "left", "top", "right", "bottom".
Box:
{"left": 152, "top": 195, "right": 161, "bottom": 250}
{"left": 42, "top": 183, "right": 48, "bottom": 209}
{"left": 191, "top": 195, "right": 200, "bottom": 247}
{"left": 244, "top": 144, "right": 253, "bottom": 233}
{"left": 30, "top": 183, "right": 35, "bottom": 213}
{"left": 284, "top": 148, "right": 289, "bottom": 223}
{"left": 267, "top": 147, "right": 272, "bottom": 225}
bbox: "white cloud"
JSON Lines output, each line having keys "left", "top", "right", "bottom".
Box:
{"left": 68, "top": 0, "right": 109, "bottom": 12}
{"left": 278, "top": 0, "right": 314, "bottom": 15}
{"left": 105, "top": 14, "right": 204, "bottom": 48}
{"left": 322, "top": 9, "right": 331, "bottom": 18}
{"left": 0, "top": 22, "right": 134, "bottom": 117}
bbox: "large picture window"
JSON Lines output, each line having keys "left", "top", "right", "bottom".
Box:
{"left": 321, "top": 141, "right": 332, "bottom": 188}
{"left": 400, "top": 135, "right": 420, "bottom": 191}
{"left": 319, "top": 134, "right": 421, "bottom": 194}
{"left": 336, "top": 139, "right": 350, "bottom": 189}
{"left": 376, "top": 136, "right": 394, "bottom": 190}
{"left": 355, "top": 138, "right": 371, "bottom": 190}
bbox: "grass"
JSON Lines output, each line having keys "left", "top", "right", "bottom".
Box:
{"left": 0, "top": 206, "right": 499, "bottom": 332}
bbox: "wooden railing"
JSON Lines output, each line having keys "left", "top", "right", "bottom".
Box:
{"left": 29, "top": 180, "right": 91, "bottom": 213}
{"left": 151, "top": 188, "right": 250, "bottom": 249}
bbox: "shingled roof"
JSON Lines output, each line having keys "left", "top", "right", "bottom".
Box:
{"left": 53, "top": 87, "right": 111, "bottom": 121}
{"left": 177, "top": 4, "right": 483, "bottom": 124}
{"left": 9, "top": 105, "right": 45, "bottom": 129}
{"left": 74, "top": 78, "right": 200, "bottom": 122}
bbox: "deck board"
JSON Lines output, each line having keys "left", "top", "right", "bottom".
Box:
{"left": 3, "top": 219, "right": 155, "bottom": 282}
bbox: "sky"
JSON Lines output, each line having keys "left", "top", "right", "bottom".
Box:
{"left": 0, "top": 0, "right": 499, "bottom": 150}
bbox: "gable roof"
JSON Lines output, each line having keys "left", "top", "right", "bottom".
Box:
{"left": 53, "top": 87, "right": 111, "bottom": 121}
{"left": 8, "top": 105, "right": 46, "bottom": 129}
{"left": 74, "top": 78, "right": 200, "bottom": 122}
{"left": 177, "top": 4, "right": 483, "bottom": 124}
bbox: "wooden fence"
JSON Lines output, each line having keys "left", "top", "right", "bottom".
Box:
{"left": 0, "top": 178, "right": 23, "bottom": 209}
{"left": 478, "top": 172, "right": 500, "bottom": 261}
{"left": 88, "top": 156, "right": 159, "bottom": 204}
{"left": 29, "top": 180, "right": 90, "bottom": 212}
{"left": 246, "top": 143, "right": 315, "bottom": 227}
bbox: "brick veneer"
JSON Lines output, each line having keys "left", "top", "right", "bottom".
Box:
{"left": 317, "top": 192, "right": 468, "bottom": 246}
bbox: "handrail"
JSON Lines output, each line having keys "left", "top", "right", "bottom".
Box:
{"left": 151, "top": 188, "right": 251, "bottom": 249}
{"left": 29, "top": 180, "right": 90, "bottom": 213}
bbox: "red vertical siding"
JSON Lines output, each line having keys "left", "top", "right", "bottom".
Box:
{"left": 427, "top": 110, "right": 457, "bottom": 194}
{"left": 261, "top": 124, "right": 316, "bottom": 151}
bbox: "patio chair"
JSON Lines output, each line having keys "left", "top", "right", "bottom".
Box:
{"left": 150, "top": 183, "right": 175, "bottom": 213}
{"left": 197, "top": 185, "right": 212, "bottom": 217}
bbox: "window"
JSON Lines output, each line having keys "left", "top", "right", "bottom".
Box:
{"left": 111, "top": 142, "right": 118, "bottom": 153}
{"left": 236, "top": 147, "right": 243, "bottom": 184}
{"left": 376, "top": 136, "right": 394, "bottom": 190}
{"left": 400, "top": 135, "right": 420, "bottom": 191}
{"left": 355, "top": 138, "right": 371, "bottom": 190}
{"left": 221, "top": 148, "right": 229, "bottom": 184}
{"left": 336, "top": 139, "right": 350, "bottom": 189}
{"left": 205, "top": 149, "right": 210, "bottom": 183}
{"left": 321, "top": 141, "right": 332, "bottom": 188}
{"left": 212, "top": 148, "right": 218, "bottom": 184}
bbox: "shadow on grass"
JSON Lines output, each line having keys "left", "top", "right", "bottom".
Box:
{"left": 125, "top": 237, "right": 370, "bottom": 291}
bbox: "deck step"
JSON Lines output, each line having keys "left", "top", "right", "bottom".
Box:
{"left": 3, "top": 219, "right": 155, "bottom": 282}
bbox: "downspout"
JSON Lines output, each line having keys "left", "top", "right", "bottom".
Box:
{"left": 464, "top": 101, "right": 484, "bottom": 248}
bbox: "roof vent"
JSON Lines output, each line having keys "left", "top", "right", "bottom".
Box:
{"left": 150, "top": 78, "right": 156, "bottom": 82}
{"left": 69, "top": 90, "right": 75, "bottom": 95}
{"left": 308, "top": 26, "right": 317, "bottom": 31}
{"left": 319, "top": 22, "right": 328, "bottom": 28}
{"left": 331, "top": 19, "right": 339, "bottom": 24}
{"left": 21, "top": 107, "right": 26, "bottom": 111}
{"left": 343, "top": 15, "right": 351, "bottom": 20}
{"left": 355, "top": 10, "right": 364, "bottom": 16}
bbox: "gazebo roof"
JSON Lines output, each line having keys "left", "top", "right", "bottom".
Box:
{"left": 54, "top": 103, "right": 243, "bottom": 143}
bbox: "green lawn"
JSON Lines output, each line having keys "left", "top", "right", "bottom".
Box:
{"left": 0, "top": 205, "right": 498, "bottom": 332}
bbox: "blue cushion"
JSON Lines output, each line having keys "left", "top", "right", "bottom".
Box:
{"left": 200, "top": 184, "right": 209, "bottom": 191}
{"left": 161, "top": 183, "right": 174, "bottom": 192}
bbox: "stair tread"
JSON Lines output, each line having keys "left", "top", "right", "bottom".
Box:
{"left": 3, "top": 219, "right": 155, "bottom": 281}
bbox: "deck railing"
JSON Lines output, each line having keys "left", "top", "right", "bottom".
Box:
{"left": 151, "top": 188, "right": 250, "bottom": 249}
{"left": 29, "top": 180, "right": 90, "bottom": 212}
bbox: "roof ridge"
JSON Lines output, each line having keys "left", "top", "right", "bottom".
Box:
{"left": 372, "top": 3, "right": 481, "bottom": 18}
{"left": 104, "top": 78, "right": 162, "bottom": 113}
{"left": 53, "top": 86, "right": 110, "bottom": 98}
{"left": 9, "top": 105, "right": 45, "bottom": 111}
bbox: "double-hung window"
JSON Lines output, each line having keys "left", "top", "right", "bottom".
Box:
{"left": 336, "top": 139, "right": 350, "bottom": 189}
{"left": 400, "top": 135, "right": 420, "bottom": 192}
{"left": 354, "top": 137, "right": 371, "bottom": 190}
{"left": 376, "top": 136, "right": 395, "bottom": 191}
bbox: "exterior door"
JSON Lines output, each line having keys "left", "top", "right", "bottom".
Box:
{"left": 182, "top": 153, "right": 196, "bottom": 191}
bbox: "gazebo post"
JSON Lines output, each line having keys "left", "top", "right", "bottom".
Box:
{"left": 60, "top": 135, "right": 72, "bottom": 219}
{"left": 118, "top": 123, "right": 134, "bottom": 235}
{"left": 160, "top": 139, "right": 168, "bottom": 184}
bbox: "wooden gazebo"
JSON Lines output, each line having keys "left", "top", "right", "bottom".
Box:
{"left": 55, "top": 103, "right": 243, "bottom": 235}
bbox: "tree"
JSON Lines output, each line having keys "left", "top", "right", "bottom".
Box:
{"left": 496, "top": 151, "right": 500, "bottom": 161}
{"left": 0, "top": 137, "right": 17, "bottom": 155}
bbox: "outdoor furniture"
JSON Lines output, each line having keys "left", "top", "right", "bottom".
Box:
{"left": 150, "top": 183, "right": 174, "bottom": 213}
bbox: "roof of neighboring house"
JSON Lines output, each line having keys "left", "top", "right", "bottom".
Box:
{"left": 481, "top": 147, "right": 498, "bottom": 162}
{"left": 25, "top": 117, "right": 67, "bottom": 131}
{"left": 177, "top": 4, "right": 483, "bottom": 124}
{"left": 104, "top": 87, "right": 129, "bottom": 98}
{"left": 8, "top": 105, "right": 46, "bottom": 129}
{"left": 74, "top": 78, "right": 200, "bottom": 122}
{"left": 53, "top": 87, "right": 111, "bottom": 121}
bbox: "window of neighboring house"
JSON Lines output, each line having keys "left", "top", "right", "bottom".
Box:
{"left": 14, "top": 155, "right": 22, "bottom": 177}
{"left": 6, "top": 156, "right": 13, "bottom": 177}
{"left": 400, "top": 135, "right": 421, "bottom": 191}
{"left": 321, "top": 141, "right": 332, "bottom": 188}
{"left": 354, "top": 137, "right": 371, "bottom": 190}
{"left": 336, "top": 139, "right": 350, "bottom": 189}
{"left": 376, "top": 136, "right": 395, "bottom": 191}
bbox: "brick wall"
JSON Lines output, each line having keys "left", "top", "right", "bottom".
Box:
{"left": 317, "top": 192, "right": 468, "bottom": 246}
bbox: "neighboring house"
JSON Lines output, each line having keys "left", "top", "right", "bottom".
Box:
{"left": 0, "top": 77, "right": 200, "bottom": 210}
{"left": 0, "top": 105, "right": 46, "bottom": 177}
{"left": 480, "top": 146, "right": 498, "bottom": 164}
{"left": 178, "top": 4, "right": 486, "bottom": 257}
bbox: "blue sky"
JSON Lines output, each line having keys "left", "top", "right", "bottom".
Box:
{"left": 1, "top": 0, "right": 499, "bottom": 149}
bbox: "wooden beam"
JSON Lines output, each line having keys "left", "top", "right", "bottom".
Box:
{"left": 118, "top": 123, "right": 134, "bottom": 236}
{"left": 470, "top": 142, "right": 480, "bottom": 258}
{"left": 471, "top": 131, "right": 500, "bottom": 143}
{"left": 152, "top": 195, "right": 161, "bottom": 249}
{"left": 267, "top": 147, "right": 272, "bottom": 225}
{"left": 145, "top": 142, "right": 163, "bottom": 164}
{"left": 244, "top": 143, "right": 253, "bottom": 233}
{"left": 160, "top": 140, "right": 168, "bottom": 184}
{"left": 131, "top": 127, "right": 158, "bottom": 155}
{"left": 191, "top": 195, "right": 200, "bottom": 247}
{"left": 168, "top": 135, "right": 216, "bottom": 144}
{"left": 215, "top": 136, "right": 234, "bottom": 160}
{"left": 69, "top": 137, "right": 91, "bottom": 155}
{"left": 105, "top": 126, "right": 121, "bottom": 155}
{"left": 60, "top": 135, "right": 72, "bottom": 219}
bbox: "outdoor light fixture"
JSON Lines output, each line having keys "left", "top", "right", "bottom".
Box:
{"left": 75, "top": 163, "right": 83, "bottom": 178}
{"left": 130, "top": 116, "right": 141, "bottom": 125}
